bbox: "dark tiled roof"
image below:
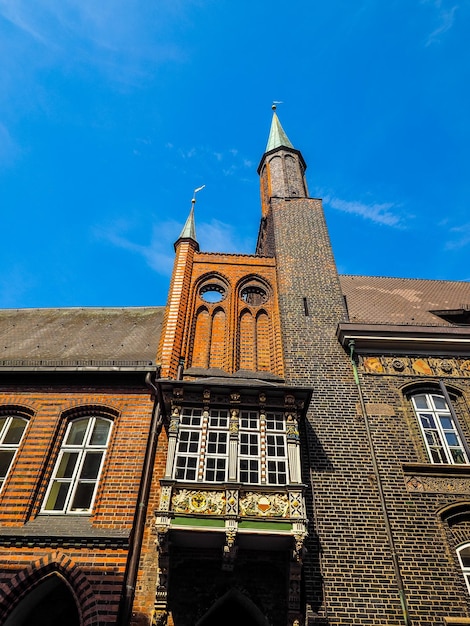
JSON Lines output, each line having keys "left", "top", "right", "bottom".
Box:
{"left": 339, "top": 275, "right": 470, "bottom": 327}
{"left": 0, "top": 306, "right": 164, "bottom": 366}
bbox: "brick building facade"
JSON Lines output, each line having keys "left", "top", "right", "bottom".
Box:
{"left": 1, "top": 110, "right": 470, "bottom": 625}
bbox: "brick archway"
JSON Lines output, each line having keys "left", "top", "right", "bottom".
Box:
{"left": 0, "top": 550, "right": 98, "bottom": 626}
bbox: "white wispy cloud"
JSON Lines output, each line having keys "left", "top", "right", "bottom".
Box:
{"left": 445, "top": 223, "right": 470, "bottom": 249}
{"left": 424, "top": 1, "right": 458, "bottom": 46}
{"left": 0, "top": 0, "right": 193, "bottom": 92}
{"left": 93, "top": 219, "right": 179, "bottom": 277}
{"left": 323, "top": 195, "right": 404, "bottom": 227}
{"left": 166, "top": 143, "right": 253, "bottom": 178}
{"left": 198, "top": 219, "right": 253, "bottom": 254}
{"left": 94, "top": 214, "right": 254, "bottom": 276}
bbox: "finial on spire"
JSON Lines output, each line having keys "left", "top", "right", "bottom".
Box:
{"left": 176, "top": 186, "right": 204, "bottom": 248}
{"left": 272, "top": 100, "right": 283, "bottom": 111}
{"left": 192, "top": 185, "right": 205, "bottom": 204}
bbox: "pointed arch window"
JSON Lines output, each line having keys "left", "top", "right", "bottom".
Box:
{"left": 0, "top": 415, "right": 29, "bottom": 491}
{"left": 411, "top": 392, "right": 469, "bottom": 465}
{"left": 42, "top": 416, "right": 112, "bottom": 514}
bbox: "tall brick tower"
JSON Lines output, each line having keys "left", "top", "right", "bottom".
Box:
{"left": 135, "top": 108, "right": 418, "bottom": 626}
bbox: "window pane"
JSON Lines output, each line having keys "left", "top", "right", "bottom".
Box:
{"left": 460, "top": 547, "right": 470, "bottom": 568}
{"left": 413, "top": 395, "right": 429, "bottom": 409}
{"left": 80, "top": 452, "right": 103, "bottom": 479}
{"left": 420, "top": 414, "right": 436, "bottom": 429}
{"left": 209, "top": 410, "right": 229, "bottom": 428}
{"left": 430, "top": 447, "right": 446, "bottom": 463}
{"left": 89, "top": 419, "right": 111, "bottom": 445}
{"left": 451, "top": 449, "right": 466, "bottom": 464}
{"left": 432, "top": 395, "right": 448, "bottom": 410}
{"left": 3, "top": 418, "right": 27, "bottom": 445}
{"left": 440, "top": 416, "right": 453, "bottom": 430}
{"left": 180, "top": 409, "right": 202, "bottom": 426}
{"left": 175, "top": 456, "right": 197, "bottom": 481}
{"left": 0, "top": 450, "right": 15, "bottom": 478}
{"left": 445, "top": 433, "right": 459, "bottom": 447}
{"left": 44, "top": 481, "right": 70, "bottom": 511}
{"left": 0, "top": 417, "right": 6, "bottom": 437}
{"left": 70, "top": 483, "right": 95, "bottom": 510}
{"left": 66, "top": 420, "right": 88, "bottom": 446}
{"left": 55, "top": 452, "right": 79, "bottom": 478}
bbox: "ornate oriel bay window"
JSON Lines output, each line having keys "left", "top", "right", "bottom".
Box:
{"left": 154, "top": 380, "right": 311, "bottom": 613}
{"left": 170, "top": 406, "right": 292, "bottom": 486}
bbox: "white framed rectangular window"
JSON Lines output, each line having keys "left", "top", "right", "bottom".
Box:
{"left": 173, "top": 408, "right": 289, "bottom": 486}
{"left": 174, "top": 408, "right": 229, "bottom": 482}
{"left": 239, "top": 411, "right": 260, "bottom": 484}
{"left": 411, "top": 393, "right": 468, "bottom": 465}
{"left": 42, "top": 416, "right": 112, "bottom": 514}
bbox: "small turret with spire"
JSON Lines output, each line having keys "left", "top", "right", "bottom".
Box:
{"left": 258, "top": 105, "right": 308, "bottom": 215}
{"left": 158, "top": 187, "right": 204, "bottom": 378}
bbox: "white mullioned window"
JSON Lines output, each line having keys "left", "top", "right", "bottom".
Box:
{"left": 0, "top": 416, "right": 29, "bottom": 491}
{"left": 173, "top": 408, "right": 290, "bottom": 486}
{"left": 42, "top": 416, "right": 112, "bottom": 514}
{"left": 266, "top": 411, "right": 288, "bottom": 485}
{"left": 239, "top": 411, "right": 261, "bottom": 484}
{"left": 174, "top": 408, "right": 230, "bottom": 482}
{"left": 458, "top": 544, "right": 470, "bottom": 594}
{"left": 411, "top": 393, "right": 469, "bottom": 465}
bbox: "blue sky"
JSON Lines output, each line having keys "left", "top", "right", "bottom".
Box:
{"left": 0, "top": 0, "right": 469, "bottom": 308}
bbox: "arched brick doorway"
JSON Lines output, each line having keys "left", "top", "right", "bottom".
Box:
{"left": 4, "top": 573, "right": 81, "bottom": 626}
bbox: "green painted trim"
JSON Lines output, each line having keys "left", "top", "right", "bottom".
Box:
{"left": 239, "top": 520, "right": 292, "bottom": 532}
{"left": 171, "top": 516, "right": 225, "bottom": 528}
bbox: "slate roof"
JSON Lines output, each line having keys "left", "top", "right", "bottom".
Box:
{"left": 0, "top": 275, "right": 469, "bottom": 368}
{"left": 0, "top": 306, "right": 164, "bottom": 367}
{"left": 339, "top": 275, "right": 470, "bottom": 327}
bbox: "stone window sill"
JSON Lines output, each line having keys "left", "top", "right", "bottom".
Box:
{"left": 402, "top": 462, "right": 470, "bottom": 478}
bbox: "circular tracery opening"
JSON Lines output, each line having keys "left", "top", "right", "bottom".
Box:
{"left": 240, "top": 285, "right": 268, "bottom": 306}
{"left": 200, "top": 283, "right": 226, "bottom": 303}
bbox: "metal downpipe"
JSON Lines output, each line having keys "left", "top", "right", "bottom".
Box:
{"left": 348, "top": 340, "right": 411, "bottom": 626}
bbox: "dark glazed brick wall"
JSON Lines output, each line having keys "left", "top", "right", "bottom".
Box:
{"left": 267, "top": 194, "right": 470, "bottom": 624}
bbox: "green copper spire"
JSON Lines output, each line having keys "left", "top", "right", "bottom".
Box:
{"left": 175, "top": 186, "right": 205, "bottom": 249}
{"left": 178, "top": 204, "right": 197, "bottom": 242}
{"left": 266, "top": 108, "right": 294, "bottom": 152}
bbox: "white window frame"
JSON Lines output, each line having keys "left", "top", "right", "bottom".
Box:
{"left": 457, "top": 544, "right": 470, "bottom": 594}
{"left": 174, "top": 408, "right": 230, "bottom": 482}
{"left": 239, "top": 410, "right": 261, "bottom": 484}
{"left": 411, "top": 393, "right": 469, "bottom": 465}
{"left": 42, "top": 416, "right": 112, "bottom": 514}
{"left": 172, "top": 408, "right": 289, "bottom": 486}
{"left": 0, "top": 415, "right": 29, "bottom": 491}
{"left": 265, "top": 411, "right": 288, "bottom": 485}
